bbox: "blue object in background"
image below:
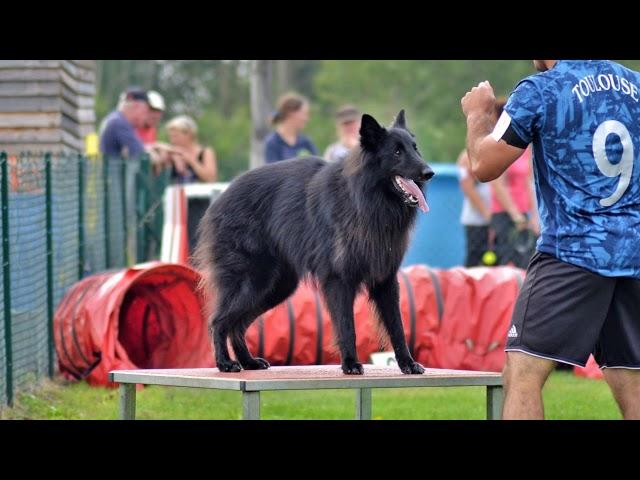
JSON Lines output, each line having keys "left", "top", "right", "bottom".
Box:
{"left": 402, "top": 163, "right": 464, "bottom": 268}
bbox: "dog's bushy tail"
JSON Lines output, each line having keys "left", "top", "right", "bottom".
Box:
{"left": 191, "top": 209, "right": 217, "bottom": 318}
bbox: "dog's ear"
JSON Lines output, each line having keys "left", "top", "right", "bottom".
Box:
{"left": 391, "top": 109, "right": 407, "bottom": 129}
{"left": 360, "top": 114, "right": 386, "bottom": 151}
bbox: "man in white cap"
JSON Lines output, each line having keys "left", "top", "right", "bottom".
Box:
{"left": 136, "top": 90, "right": 166, "bottom": 145}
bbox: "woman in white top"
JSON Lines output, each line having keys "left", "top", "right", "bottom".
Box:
{"left": 457, "top": 149, "right": 492, "bottom": 267}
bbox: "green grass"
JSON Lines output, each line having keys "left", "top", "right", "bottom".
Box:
{"left": 0, "top": 371, "right": 621, "bottom": 420}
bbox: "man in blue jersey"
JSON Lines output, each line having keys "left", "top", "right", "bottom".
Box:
{"left": 462, "top": 60, "right": 640, "bottom": 420}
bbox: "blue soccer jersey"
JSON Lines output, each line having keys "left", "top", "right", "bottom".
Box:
{"left": 503, "top": 60, "right": 640, "bottom": 278}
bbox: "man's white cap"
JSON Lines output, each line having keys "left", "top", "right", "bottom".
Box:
{"left": 147, "top": 90, "right": 166, "bottom": 111}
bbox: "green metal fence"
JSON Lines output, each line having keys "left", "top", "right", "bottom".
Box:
{"left": 0, "top": 152, "right": 169, "bottom": 406}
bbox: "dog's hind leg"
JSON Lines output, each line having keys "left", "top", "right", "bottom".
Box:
{"left": 209, "top": 308, "right": 241, "bottom": 372}
{"left": 210, "top": 298, "right": 247, "bottom": 372}
{"left": 230, "top": 268, "right": 299, "bottom": 370}
{"left": 210, "top": 276, "right": 265, "bottom": 372}
{"left": 229, "top": 322, "right": 269, "bottom": 370}
{"left": 368, "top": 276, "right": 425, "bottom": 374}
{"left": 320, "top": 276, "right": 362, "bottom": 375}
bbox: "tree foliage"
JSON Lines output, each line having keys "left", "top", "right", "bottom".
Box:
{"left": 96, "top": 60, "right": 640, "bottom": 180}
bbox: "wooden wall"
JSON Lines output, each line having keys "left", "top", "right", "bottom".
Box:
{"left": 0, "top": 60, "right": 96, "bottom": 154}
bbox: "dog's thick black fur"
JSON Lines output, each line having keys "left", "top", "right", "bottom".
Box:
{"left": 194, "top": 110, "right": 434, "bottom": 375}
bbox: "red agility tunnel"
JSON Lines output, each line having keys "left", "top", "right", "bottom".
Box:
{"left": 574, "top": 355, "right": 604, "bottom": 380}
{"left": 243, "top": 265, "right": 525, "bottom": 372}
{"left": 55, "top": 262, "right": 526, "bottom": 386}
{"left": 54, "top": 262, "right": 212, "bottom": 386}
{"left": 422, "top": 266, "right": 525, "bottom": 371}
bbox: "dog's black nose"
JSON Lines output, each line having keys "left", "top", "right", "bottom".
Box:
{"left": 420, "top": 167, "right": 434, "bottom": 181}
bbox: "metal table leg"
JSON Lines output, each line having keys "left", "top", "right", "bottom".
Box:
{"left": 486, "top": 385, "right": 503, "bottom": 420}
{"left": 119, "top": 384, "right": 136, "bottom": 420}
{"left": 356, "top": 388, "right": 372, "bottom": 420}
{"left": 243, "top": 391, "right": 261, "bottom": 420}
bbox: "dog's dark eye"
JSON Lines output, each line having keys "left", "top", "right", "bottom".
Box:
{"left": 394, "top": 148, "right": 401, "bottom": 156}
{"left": 412, "top": 143, "right": 418, "bottom": 151}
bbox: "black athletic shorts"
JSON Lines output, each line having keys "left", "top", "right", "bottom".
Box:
{"left": 505, "top": 251, "right": 640, "bottom": 369}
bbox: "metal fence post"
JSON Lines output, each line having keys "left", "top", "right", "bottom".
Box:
{"left": 121, "top": 159, "right": 128, "bottom": 265}
{"left": 103, "top": 158, "right": 110, "bottom": 268}
{"left": 1, "top": 153, "right": 13, "bottom": 404}
{"left": 77, "top": 155, "right": 85, "bottom": 279}
{"left": 136, "top": 156, "right": 149, "bottom": 263}
{"left": 44, "top": 153, "right": 54, "bottom": 378}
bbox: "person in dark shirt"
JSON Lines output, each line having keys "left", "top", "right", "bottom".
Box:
{"left": 264, "top": 92, "right": 317, "bottom": 163}
{"left": 99, "top": 87, "right": 150, "bottom": 159}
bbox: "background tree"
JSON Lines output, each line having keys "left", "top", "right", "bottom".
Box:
{"left": 96, "top": 60, "right": 640, "bottom": 181}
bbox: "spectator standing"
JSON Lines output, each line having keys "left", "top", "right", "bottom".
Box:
{"left": 324, "top": 105, "right": 361, "bottom": 162}
{"left": 264, "top": 92, "right": 317, "bottom": 164}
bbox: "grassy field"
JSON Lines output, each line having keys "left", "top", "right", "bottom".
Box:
{"left": 0, "top": 371, "right": 620, "bottom": 420}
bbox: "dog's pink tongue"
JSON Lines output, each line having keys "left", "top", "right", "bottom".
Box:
{"left": 398, "top": 177, "right": 429, "bottom": 213}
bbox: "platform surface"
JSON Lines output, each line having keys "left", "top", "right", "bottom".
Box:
{"left": 109, "top": 365, "right": 502, "bottom": 391}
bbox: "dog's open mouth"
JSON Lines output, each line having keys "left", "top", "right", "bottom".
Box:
{"left": 393, "top": 176, "right": 429, "bottom": 212}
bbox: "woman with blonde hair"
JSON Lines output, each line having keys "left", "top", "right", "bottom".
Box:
{"left": 165, "top": 115, "right": 217, "bottom": 183}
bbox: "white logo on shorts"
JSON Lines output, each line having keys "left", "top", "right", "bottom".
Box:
{"left": 508, "top": 325, "right": 518, "bottom": 338}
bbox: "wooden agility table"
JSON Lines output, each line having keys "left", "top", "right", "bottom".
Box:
{"left": 109, "top": 365, "right": 503, "bottom": 420}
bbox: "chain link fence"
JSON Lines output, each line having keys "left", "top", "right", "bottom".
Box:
{"left": 0, "top": 152, "right": 168, "bottom": 406}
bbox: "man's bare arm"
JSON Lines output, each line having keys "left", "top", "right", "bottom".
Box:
{"left": 462, "top": 81, "right": 526, "bottom": 182}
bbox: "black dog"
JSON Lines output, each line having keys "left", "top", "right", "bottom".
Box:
{"left": 194, "top": 110, "right": 434, "bottom": 375}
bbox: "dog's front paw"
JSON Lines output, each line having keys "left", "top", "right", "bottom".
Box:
{"left": 399, "top": 361, "right": 425, "bottom": 375}
{"left": 342, "top": 361, "right": 364, "bottom": 375}
{"left": 241, "top": 357, "right": 270, "bottom": 370}
{"left": 217, "top": 360, "right": 242, "bottom": 372}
